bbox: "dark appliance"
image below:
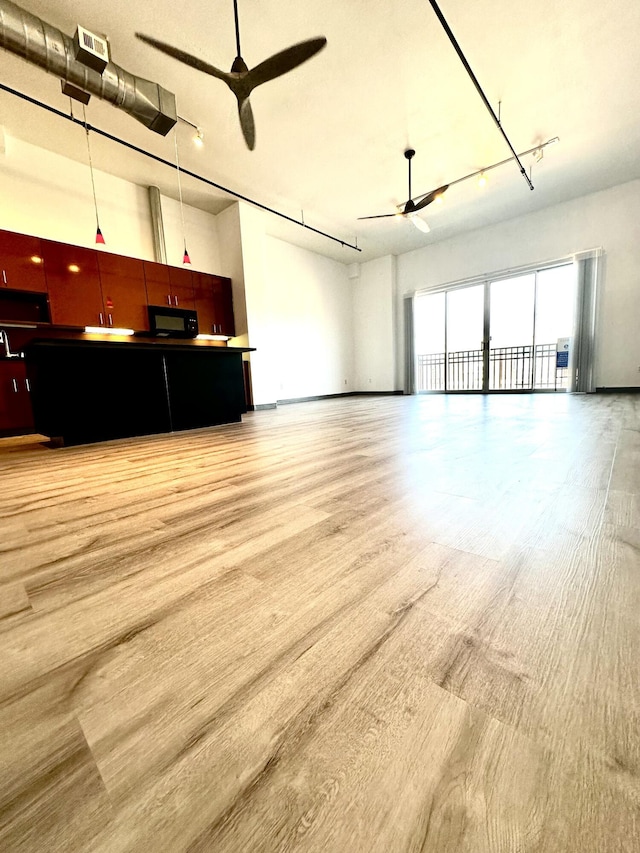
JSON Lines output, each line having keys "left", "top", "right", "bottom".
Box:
{"left": 148, "top": 304, "right": 198, "bottom": 338}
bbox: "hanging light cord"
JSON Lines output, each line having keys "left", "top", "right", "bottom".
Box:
{"left": 82, "top": 105, "right": 101, "bottom": 230}
{"left": 174, "top": 131, "right": 188, "bottom": 253}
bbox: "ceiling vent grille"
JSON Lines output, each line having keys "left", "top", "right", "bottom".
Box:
{"left": 74, "top": 25, "right": 109, "bottom": 73}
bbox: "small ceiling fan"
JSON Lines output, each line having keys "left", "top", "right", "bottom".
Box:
{"left": 136, "top": 0, "right": 327, "bottom": 150}
{"left": 358, "top": 149, "right": 448, "bottom": 233}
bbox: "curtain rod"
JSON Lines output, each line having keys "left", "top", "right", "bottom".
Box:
{"left": 0, "top": 82, "right": 361, "bottom": 253}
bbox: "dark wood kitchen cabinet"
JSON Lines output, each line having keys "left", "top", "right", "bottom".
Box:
{"left": 218, "top": 277, "right": 235, "bottom": 336}
{"left": 143, "top": 260, "right": 172, "bottom": 307}
{"left": 25, "top": 339, "right": 250, "bottom": 446}
{"left": 43, "top": 241, "right": 104, "bottom": 327}
{"left": 168, "top": 266, "right": 196, "bottom": 310}
{"left": 192, "top": 272, "right": 217, "bottom": 334}
{"left": 0, "top": 229, "right": 47, "bottom": 293}
{"left": 0, "top": 360, "right": 34, "bottom": 433}
{"left": 193, "top": 272, "right": 235, "bottom": 336}
{"left": 43, "top": 244, "right": 150, "bottom": 331}
{"left": 97, "top": 253, "right": 148, "bottom": 331}
{"left": 165, "top": 348, "right": 244, "bottom": 431}
{"left": 0, "top": 228, "right": 236, "bottom": 339}
{"left": 144, "top": 261, "right": 195, "bottom": 310}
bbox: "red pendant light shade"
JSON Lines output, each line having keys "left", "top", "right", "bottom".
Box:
{"left": 182, "top": 246, "right": 191, "bottom": 265}
{"left": 95, "top": 226, "right": 106, "bottom": 245}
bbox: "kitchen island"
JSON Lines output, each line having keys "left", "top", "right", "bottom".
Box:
{"left": 25, "top": 337, "right": 253, "bottom": 446}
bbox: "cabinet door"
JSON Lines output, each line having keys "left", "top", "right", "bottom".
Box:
{"left": 168, "top": 266, "right": 195, "bottom": 310}
{"left": 143, "top": 260, "right": 172, "bottom": 307}
{"left": 0, "top": 230, "right": 47, "bottom": 292}
{"left": 98, "top": 253, "right": 148, "bottom": 331}
{"left": 43, "top": 241, "right": 104, "bottom": 327}
{"left": 165, "top": 350, "right": 245, "bottom": 431}
{"left": 213, "top": 276, "right": 236, "bottom": 338}
{"left": 192, "top": 272, "right": 217, "bottom": 335}
{"left": 0, "top": 361, "right": 34, "bottom": 432}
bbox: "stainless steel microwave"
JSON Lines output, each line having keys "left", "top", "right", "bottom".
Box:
{"left": 148, "top": 305, "right": 199, "bottom": 338}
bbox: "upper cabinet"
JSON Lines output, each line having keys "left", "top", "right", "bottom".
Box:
{"left": 43, "top": 241, "right": 104, "bottom": 327}
{"left": 143, "top": 260, "right": 171, "bottom": 307}
{"left": 144, "top": 261, "right": 195, "bottom": 310}
{"left": 0, "top": 230, "right": 47, "bottom": 292}
{"left": 97, "top": 253, "right": 148, "bottom": 331}
{"left": 193, "top": 272, "right": 235, "bottom": 336}
{"left": 218, "top": 277, "right": 235, "bottom": 337}
{"left": 168, "top": 266, "right": 196, "bottom": 311}
{"left": 1, "top": 229, "right": 234, "bottom": 337}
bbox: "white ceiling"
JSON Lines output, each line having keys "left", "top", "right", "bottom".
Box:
{"left": 1, "top": 0, "right": 639, "bottom": 262}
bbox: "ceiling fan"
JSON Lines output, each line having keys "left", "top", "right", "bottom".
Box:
{"left": 136, "top": 0, "right": 327, "bottom": 150}
{"left": 358, "top": 149, "right": 448, "bottom": 233}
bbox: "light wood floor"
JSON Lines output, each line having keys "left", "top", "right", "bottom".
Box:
{"left": 1, "top": 392, "right": 639, "bottom": 852}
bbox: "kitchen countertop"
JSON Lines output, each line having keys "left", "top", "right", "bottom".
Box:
{"left": 24, "top": 337, "right": 255, "bottom": 354}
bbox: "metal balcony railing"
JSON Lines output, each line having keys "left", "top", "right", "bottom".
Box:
{"left": 417, "top": 343, "right": 568, "bottom": 391}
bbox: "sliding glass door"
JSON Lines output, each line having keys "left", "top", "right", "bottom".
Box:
{"left": 532, "top": 266, "right": 575, "bottom": 389}
{"left": 414, "top": 263, "right": 575, "bottom": 393}
{"left": 446, "top": 285, "right": 485, "bottom": 390}
{"left": 414, "top": 291, "right": 446, "bottom": 391}
{"left": 489, "top": 274, "right": 535, "bottom": 390}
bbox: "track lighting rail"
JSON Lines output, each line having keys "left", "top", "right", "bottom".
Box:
{"left": 426, "top": 0, "right": 534, "bottom": 191}
{"left": 0, "top": 82, "right": 361, "bottom": 253}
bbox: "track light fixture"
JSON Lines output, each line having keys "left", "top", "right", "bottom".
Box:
{"left": 178, "top": 115, "right": 204, "bottom": 147}
{"left": 413, "top": 137, "right": 560, "bottom": 206}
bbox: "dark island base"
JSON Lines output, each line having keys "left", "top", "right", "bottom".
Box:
{"left": 25, "top": 339, "right": 251, "bottom": 447}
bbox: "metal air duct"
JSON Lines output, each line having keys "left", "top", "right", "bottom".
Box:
{"left": 0, "top": 0, "right": 176, "bottom": 135}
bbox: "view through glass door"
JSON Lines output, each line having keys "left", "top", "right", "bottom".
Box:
{"left": 446, "top": 284, "right": 485, "bottom": 390}
{"left": 415, "top": 263, "right": 575, "bottom": 393}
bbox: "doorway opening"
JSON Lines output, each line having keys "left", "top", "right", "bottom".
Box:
{"left": 414, "top": 263, "right": 575, "bottom": 393}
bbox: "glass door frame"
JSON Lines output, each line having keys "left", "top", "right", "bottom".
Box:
{"left": 413, "top": 259, "right": 576, "bottom": 395}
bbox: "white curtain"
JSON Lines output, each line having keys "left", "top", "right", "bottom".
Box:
{"left": 569, "top": 248, "right": 603, "bottom": 393}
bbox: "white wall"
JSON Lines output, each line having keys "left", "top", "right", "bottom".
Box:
{"left": 160, "top": 195, "right": 220, "bottom": 272}
{"left": 0, "top": 133, "right": 221, "bottom": 271}
{"left": 236, "top": 204, "right": 352, "bottom": 405}
{"left": 352, "top": 255, "right": 397, "bottom": 392}
{"left": 263, "top": 235, "right": 353, "bottom": 402}
{"left": 0, "top": 135, "right": 154, "bottom": 258}
{"left": 395, "top": 179, "right": 640, "bottom": 389}
{"left": 217, "top": 203, "right": 248, "bottom": 349}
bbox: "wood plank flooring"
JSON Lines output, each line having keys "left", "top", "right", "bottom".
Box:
{"left": 1, "top": 392, "right": 639, "bottom": 852}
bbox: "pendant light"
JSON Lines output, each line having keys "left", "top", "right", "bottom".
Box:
{"left": 174, "top": 131, "right": 191, "bottom": 265}
{"left": 83, "top": 106, "right": 105, "bottom": 245}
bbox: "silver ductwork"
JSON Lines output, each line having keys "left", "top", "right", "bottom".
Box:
{"left": 0, "top": 0, "right": 177, "bottom": 135}
{"left": 148, "top": 186, "right": 167, "bottom": 264}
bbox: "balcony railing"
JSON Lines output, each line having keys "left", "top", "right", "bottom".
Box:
{"left": 417, "top": 343, "right": 568, "bottom": 391}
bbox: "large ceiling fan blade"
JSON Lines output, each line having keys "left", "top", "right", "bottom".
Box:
{"left": 357, "top": 214, "right": 397, "bottom": 221}
{"left": 136, "top": 33, "right": 230, "bottom": 83}
{"left": 408, "top": 215, "right": 431, "bottom": 233}
{"left": 412, "top": 184, "right": 449, "bottom": 212}
{"left": 248, "top": 38, "right": 327, "bottom": 90}
{"left": 238, "top": 97, "right": 256, "bottom": 150}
